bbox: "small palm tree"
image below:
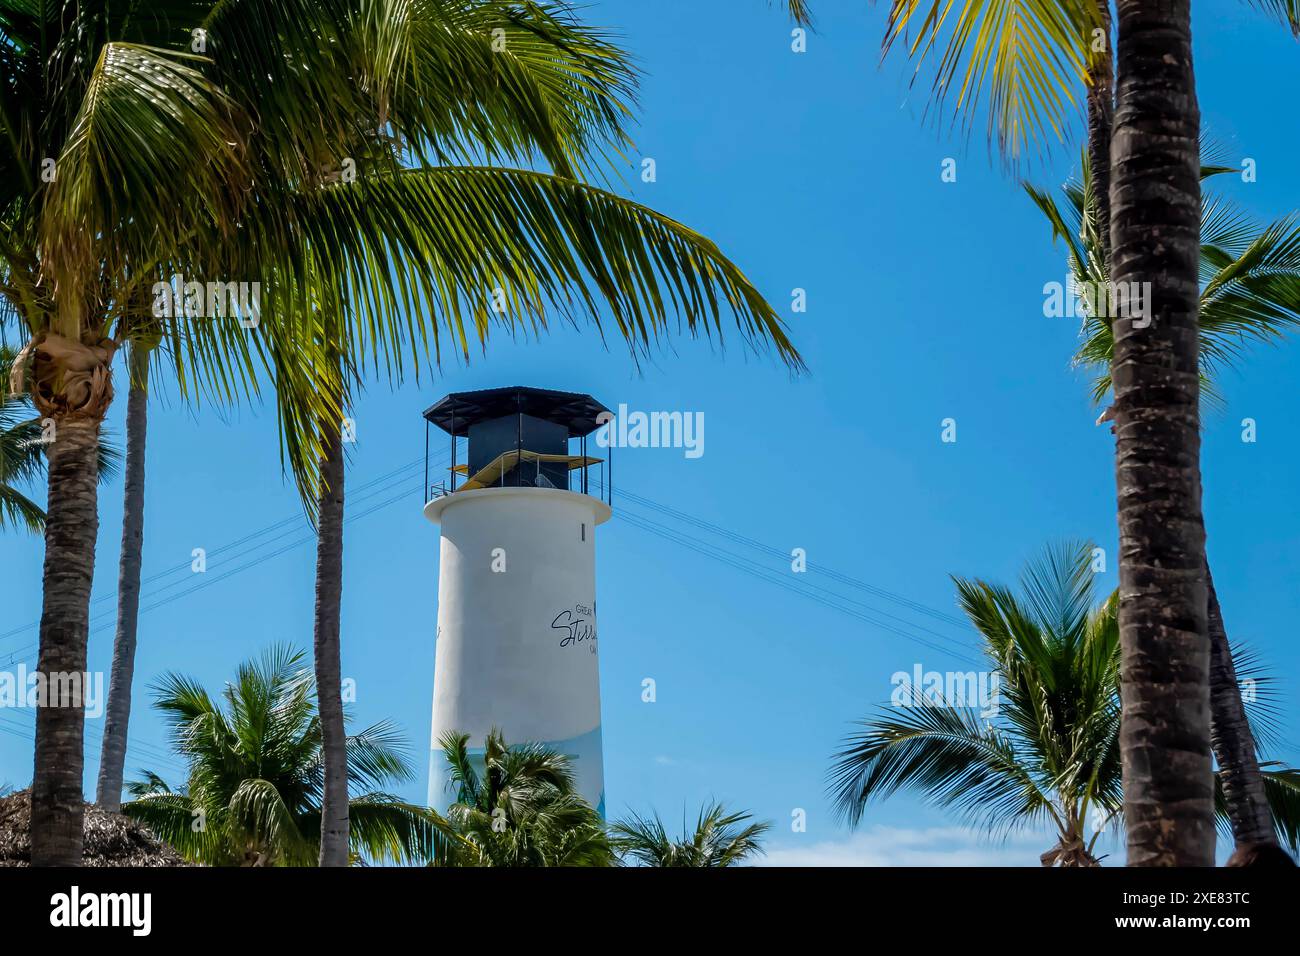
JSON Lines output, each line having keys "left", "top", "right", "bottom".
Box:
{"left": 612, "top": 803, "right": 771, "bottom": 867}
{"left": 431, "top": 729, "right": 612, "bottom": 867}
{"left": 828, "top": 542, "right": 1300, "bottom": 865}
{"left": 121, "top": 646, "right": 435, "bottom": 866}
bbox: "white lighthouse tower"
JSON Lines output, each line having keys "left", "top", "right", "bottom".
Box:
{"left": 422, "top": 387, "right": 612, "bottom": 815}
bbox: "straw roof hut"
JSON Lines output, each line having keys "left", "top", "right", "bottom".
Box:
{"left": 0, "top": 790, "right": 189, "bottom": 867}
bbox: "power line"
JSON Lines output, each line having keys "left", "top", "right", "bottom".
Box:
{"left": 0, "top": 454, "right": 444, "bottom": 662}
{"left": 610, "top": 507, "right": 984, "bottom": 667}
{"left": 0, "top": 713, "right": 187, "bottom": 778}
{"left": 2, "top": 452, "right": 991, "bottom": 771}
{"left": 0, "top": 456, "right": 441, "bottom": 781}
{"left": 614, "top": 485, "right": 974, "bottom": 631}
{"left": 0, "top": 456, "right": 431, "bottom": 647}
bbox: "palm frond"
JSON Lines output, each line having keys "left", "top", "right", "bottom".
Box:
{"left": 832, "top": 542, "right": 1126, "bottom": 851}
{"left": 1027, "top": 151, "right": 1300, "bottom": 406}
{"left": 341, "top": 794, "right": 444, "bottom": 865}
{"left": 780, "top": 0, "right": 816, "bottom": 26}
{"left": 1249, "top": 0, "right": 1300, "bottom": 35}
{"left": 611, "top": 802, "right": 768, "bottom": 867}
{"left": 828, "top": 705, "right": 1051, "bottom": 833}
{"left": 267, "top": 166, "right": 803, "bottom": 377}
{"left": 880, "top": 0, "right": 1099, "bottom": 161}
{"left": 0, "top": 482, "right": 44, "bottom": 531}
{"left": 128, "top": 645, "right": 421, "bottom": 865}
{"left": 1260, "top": 765, "right": 1300, "bottom": 851}
{"left": 38, "top": 42, "right": 249, "bottom": 334}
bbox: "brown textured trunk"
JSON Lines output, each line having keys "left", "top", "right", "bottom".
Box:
{"left": 30, "top": 416, "right": 102, "bottom": 865}
{"left": 1091, "top": 1, "right": 1268, "bottom": 855}
{"left": 95, "top": 351, "right": 149, "bottom": 812}
{"left": 1110, "top": 0, "right": 1213, "bottom": 866}
{"left": 1088, "top": 2, "right": 1115, "bottom": 267}
{"left": 314, "top": 397, "right": 349, "bottom": 866}
{"left": 1206, "top": 561, "right": 1275, "bottom": 846}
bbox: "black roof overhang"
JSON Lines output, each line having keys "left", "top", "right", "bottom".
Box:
{"left": 422, "top": 386, "right": 611, "bottom": 438}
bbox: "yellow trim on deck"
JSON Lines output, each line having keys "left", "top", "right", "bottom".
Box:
{"left": 450, "top": 448, "right": 603, "bottom": 490}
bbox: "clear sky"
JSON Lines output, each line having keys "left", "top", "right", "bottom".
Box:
{"left": 2, "top": 0, "right": 1297, "bottom": 865}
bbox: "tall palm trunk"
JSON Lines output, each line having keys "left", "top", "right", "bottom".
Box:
{"left": 95, "top": 351, "right": 149, "bottom": 812}
{"left": 314, "top": 394, "right": 349, "bottom": 866}
{"left": 1087, "top": 3, "right": 1114, "bottom": 266}
{"left": 1089, "top": 2, "right": 1270, "bottom": 853}
{"left": 31, "top": 415, "right": 102, "bottom": 865}
{"left": 1207, "top": 562, "right": 1275, "bottom": 845}
{"left": 1109, "top": 0, "right": 1213, "bottom": 866}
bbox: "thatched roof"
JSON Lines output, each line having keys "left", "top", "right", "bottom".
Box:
{"left": 0, "top": 790, "right": 190, "bottom": 867}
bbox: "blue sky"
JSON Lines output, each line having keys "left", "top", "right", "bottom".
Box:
{"left": 2, "top": 0, "right": 1298, "bottom": 865}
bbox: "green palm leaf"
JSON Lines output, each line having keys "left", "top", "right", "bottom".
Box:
{"left": 122, "top": 645, "right": 431, "bottom": 865}
{"left": 1249, "top": 0, "right": 1300, "bottom": 34}
{"left": 829, "top": 704, "right": 1054, "bottom": 833}
{"left": 880, "top": 0, "right": 1099, "bottom": 160}
{"left": 1026, "top": 151, "right": 1300, "bottom": 407}
{"left": 831, "top": 542, "right": 1294, "bottom": 862}
{"left": 431, "top": 728, "right": 611, "bottom": 866}
{"left": 611, "top": 802, "right": 771, "bottom": 867}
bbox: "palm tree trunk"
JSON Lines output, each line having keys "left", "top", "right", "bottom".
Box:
{"left": 1091, "top": 2, "right": 1271, "bottom": 854}
{"left": 1088, "top": 2, "right": 1114, "bottom": 266}
{"left": 95, "top": 353, "right": 149, "bottom": 812}
{"left": 1110, "top": 0, "right": 1213, "bottom": 866}
{"left": 30, "top": 416, "right": 102, "bottom": 865}
{"left": 1206, "top": 560, "right": 1275, "bottom": 845}
{"left": 314, "top": 401, "right": 349, "bottom": 866}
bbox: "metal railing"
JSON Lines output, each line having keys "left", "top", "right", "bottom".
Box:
{"left": 424, "top": 451, "right": 613, "bottom": 507}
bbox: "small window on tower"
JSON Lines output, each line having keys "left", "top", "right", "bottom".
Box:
{"left": 581, "top": 522, "right": 586, "bottom": 541}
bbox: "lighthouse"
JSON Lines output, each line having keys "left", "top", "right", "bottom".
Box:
{"left": 422, "top": 386, "right": 612, "bottom": 815}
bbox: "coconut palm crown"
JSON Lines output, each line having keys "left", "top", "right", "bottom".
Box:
{"left": 121, "top": 646, "right": 436, "bottom": 866}
{"left": 611, "top": 802, "right": 771, "bottom": 867}
{"left": 828, "top": 541, "right": 1300, "bottom": 865}
{"left": 431, "top": 729, "right": 612, "bottom": 867}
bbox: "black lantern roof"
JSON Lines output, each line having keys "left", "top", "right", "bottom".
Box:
{"left": 422, "top": 386, "right": 610, "bottom": 438}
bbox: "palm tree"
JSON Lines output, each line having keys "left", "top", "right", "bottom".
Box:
{"left": 828, "top": 542, "right": 1300, "bottom": 865}
{"left": 818, "top": 0, "right": 1296, "bottom": 864}
{"left": 7, "top": 0, "right": 801, "bottom": 864}
{"left": 120, "top": 646, "right": 437, "bottom": 866}
{"left": 1027, "top": 155, "right": 1300, "bottom": 851}
{"left": 1, "top": 0, "right": 339, "bottom": 864}
{"left": 612, "top": 803, "right": 771, "bottom": 867}
{"left": 1105, "top": 0, "right": 1214, "bottom": 866}
{"left": 257, "top": 1, "right": 804, "bottom": 867}
{"left": 431, "top": 729, "right": 613, "bottom": 866}
{"left": 95, "top": 342, "right": 150, "bottom": 813}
